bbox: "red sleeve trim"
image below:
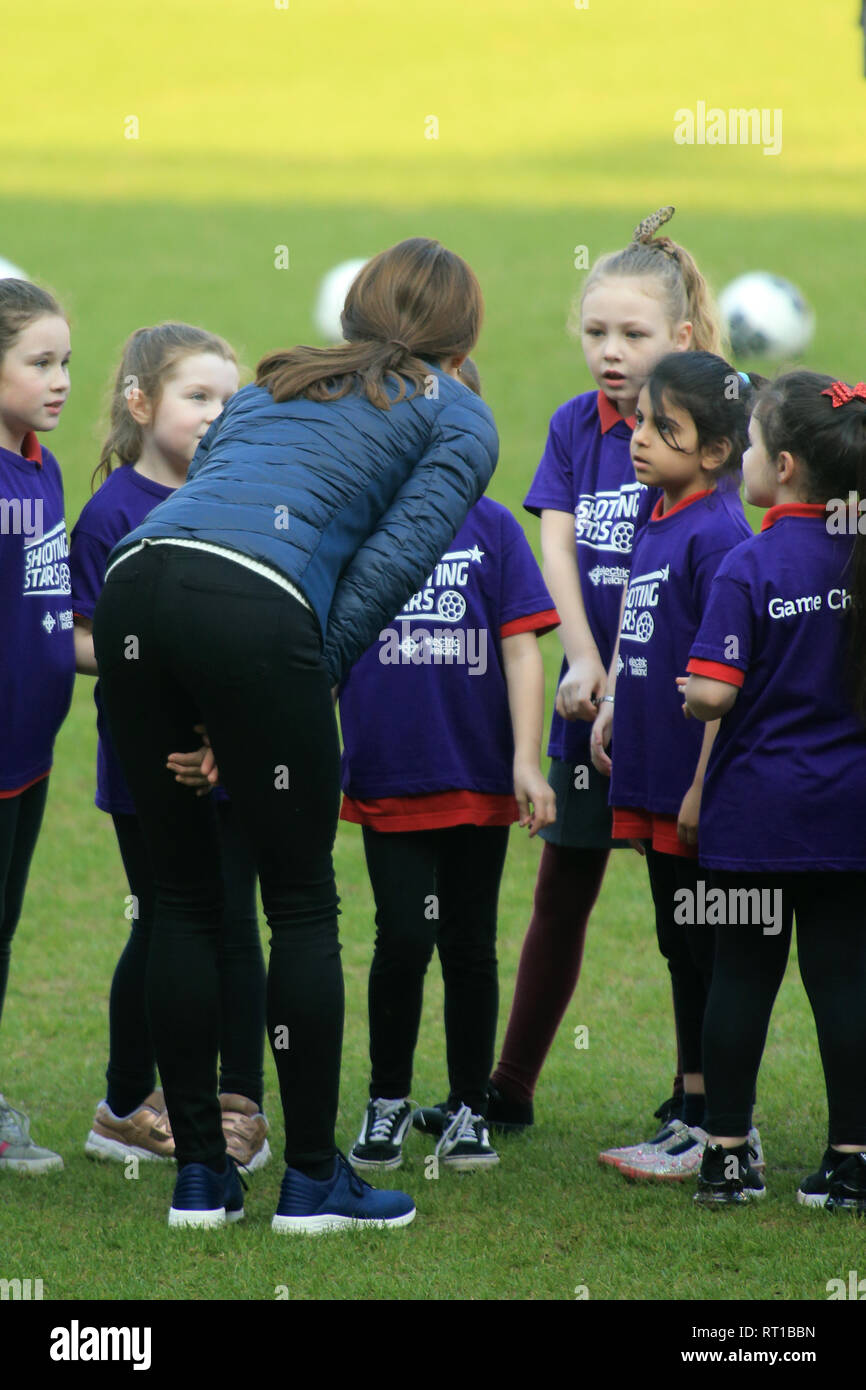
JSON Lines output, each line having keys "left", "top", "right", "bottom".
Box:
{"left": 686, "top": 658, "right": 745, "bottom": 688}
{"left": 500, "top": 608, "right": 560, "bottom": 638}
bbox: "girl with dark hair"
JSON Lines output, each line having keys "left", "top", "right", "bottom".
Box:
{"left": 92, "top": 238, "right": 498, "bottom": 1230}
{"left": 684, "top": 371, "right": 866, "bottom": 1210}
{"left": 591, "top": 351, "right": 755, "bottom": 1181}
{"left": 0, "top": 279, "right": 72, "bottom": 1172}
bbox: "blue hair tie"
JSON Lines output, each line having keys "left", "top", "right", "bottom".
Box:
{"left": 738, "top": 371, "right": 750, "bottom": 385}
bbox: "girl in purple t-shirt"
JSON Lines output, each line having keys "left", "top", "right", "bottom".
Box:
{"left": 487, "top": 207, "right": 726, "bottom": 1138}
{"left": 71, "top": 323, "right": 271, "bottom": 1174}
{"left": 590, "top": 351, "right": 757, "bottom": 1181}
{"left": 0, "top": 278, "right": 72, "bottom": 1172}
{"left": 340, "top": 357, "right": 559, "bottom": 1173}
{"left": 683, "top": 371, "right": 866, "bottom": 1210}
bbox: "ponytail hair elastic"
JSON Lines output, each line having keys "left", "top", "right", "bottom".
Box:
{"left": 821, "top": 380, "right": 866, "bottom": 408}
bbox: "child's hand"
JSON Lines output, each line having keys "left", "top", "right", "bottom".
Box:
{"left": 675, "top": 675, "right": 693, "bottom": 718}
{"left": 555, "top": 655, "right": 607, "bottom": 722}
{"left": 590, "top": 701, "right": 614, "bottom": 777}
{"left": 677, "top": 781, "right": 701, "bottom": 848}
{"left": 514, "top": 763, "right": 556, "bottom": 837}
{"left": 166, "top": 724, "right": 220, "bottom": 797}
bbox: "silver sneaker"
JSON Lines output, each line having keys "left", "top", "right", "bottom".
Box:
{"left": 0, "top": 1095, "right": 63, "bottom": 1173}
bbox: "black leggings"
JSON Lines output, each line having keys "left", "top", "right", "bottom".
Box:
{"left": 645, "top": 849, "right": 716, "bottom": 1077}
{"left": 93, "top": 543, "right": 343, "bottom": 1171}
{"left": 362, "top": 823, "right": 509, "bottom": 1115}
{"left": 108, "top": 802, "right": 265, "bottom": 1114}
{"left": 0, "top": 777, "right": 50, "bottom": 1033}
{"left": 702, "top": 870, "right": 866, "bottom": 1143}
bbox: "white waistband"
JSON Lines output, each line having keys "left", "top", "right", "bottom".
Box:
{"left": 105, "top": 537, "right": 313, "bottom": 612}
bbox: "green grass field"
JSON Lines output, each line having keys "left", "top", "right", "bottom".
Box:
{"left": 2, "top": 1, "right": 866, "bottom": 1305}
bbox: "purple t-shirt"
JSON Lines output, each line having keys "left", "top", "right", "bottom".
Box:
{"left": 523, "top": 390, "right": 657, "bottom": 763}
{"left": 687, "top": 505, "right": 866, "bottom": 871}
{"left": 610, "top": 488, "right": 751, "bottom": 816}
{"left": 0, "top": 436, "right": 75, "bottom": 791}
{"left": 70, "top": 466, "right": 190, "bottom": 815}
{"left": 339, "top": 497, "right": 557, "bottom": 798}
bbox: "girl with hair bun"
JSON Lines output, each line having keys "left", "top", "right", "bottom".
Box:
{"left": 487, "top": 207, "right": 724, "bottom": 1144}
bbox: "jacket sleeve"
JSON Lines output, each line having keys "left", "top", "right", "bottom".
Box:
{"left": 322, "top": 394, "right": 498, "bottom": 685}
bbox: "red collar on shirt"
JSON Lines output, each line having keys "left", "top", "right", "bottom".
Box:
{"left": 760, "top": 502, "right": 827, "bottom": 532}
{"left": 650, "top": 486, "right": 715, "bottom": 521}
{"left": 21, "top": 431, "right": 43, "bottom": 467}
{"left": 597, "top": 390, "right": 636, "bottom": 434}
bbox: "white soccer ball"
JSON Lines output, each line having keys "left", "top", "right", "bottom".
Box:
{"left": 719, "top": 272, "right": 814, "bottom": 360}
{"left": 0, "top": 255, "right": 28, "bottom": 281}
{"left": 313, "top": 258, "right": 369, "bottom": 342}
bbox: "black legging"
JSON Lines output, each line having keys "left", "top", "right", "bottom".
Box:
{"left": 702, "top": 870, "right": 866, "bottom": 1143}
{"left": 362, "top": 823, "right": 509, "bottom": 1114}
{"left": 108, "top": 802, "right": 265, "bottom": 1115}
{"left": 644, "top": 848, "right": 716, "bottom": 1076}
{"left": 93, "top": 543, "right": 343, "bottom": 1172}
{"left": 0, "top": 777, "right": 50, "bottom": 1032}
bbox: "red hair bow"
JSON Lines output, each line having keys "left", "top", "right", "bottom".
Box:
{"left": 821, "top": 380, "right": 866, "bottom": 408}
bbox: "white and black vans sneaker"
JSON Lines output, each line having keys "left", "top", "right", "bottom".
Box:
{"left": 349, "top": 1098, "right": 414, "bottom": 1172}
{"left": 434, "top": 1104, "right": 500, "bottom": 1172}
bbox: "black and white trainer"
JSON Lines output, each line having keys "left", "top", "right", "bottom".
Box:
{"left": 825, "top": 1151, "right": 866, "bottom": 1215}
{"left": 797, "top": 1146, "right": 842, "bottom": 1208}
{"left": 349, "top": 1098, "right": 414, "bottom": 1172}
{"left": 694, "top": 1140, "right": 766, "bottom": 1207}
{"left": 434, "top": 1104, "right": 500, "bottom": 1172}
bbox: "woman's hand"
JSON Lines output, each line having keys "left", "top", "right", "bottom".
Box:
{"left": 514, "top": 762, "right": 557, "bottom": 837}
{"left": 555, "top": 654, "right": 607, "bottom": 722}
{"left": 589, "top": 701, "right": 614, "bottom": 777}
{"left": 166, "top": 724, "right": 220, "bottom": 797}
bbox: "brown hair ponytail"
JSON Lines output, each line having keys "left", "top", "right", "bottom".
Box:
{"left": 256, "top": 237, "right": 483, "bottom": 410}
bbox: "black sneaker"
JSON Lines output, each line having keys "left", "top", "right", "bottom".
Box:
{"left": 411, "top": 1102, "right": 451, "bottom": 1138}
{"left": 653, "top": 1093, "right": 684, "bottom": 1126}
{"left": 434, "top": 1105, "right": 500, "bottom": 1171}
{"left": 797, "top": 1146, "right": 842, "bottom": 1209}
{"left": 694, "top": 1141, "right": 766, "bottom": 1208}
{"left": 485, "top": 1083, "right": 533, "bottom": 1134}
{"left": 826, "top": 1151, "right": 866, "bottom": 1215}
{"left": 349, "top": 1098, "right": 414, "bottom": 1172}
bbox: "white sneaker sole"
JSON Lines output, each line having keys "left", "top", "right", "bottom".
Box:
{"left": 0, "top": 1153, "right": 64, "bottom": 1174}
{"left": 796, "top": 1189, "right": 829, "bottom": 1208}
{"left": 168, "top": 1206, "right": 245, "bottom": 1229}
{"left": 85, "top": 1131, "right": 172, "bottom": 1163}
{"left": 440, "top": 1153, "right": 500, "bottom": 1171}
{"left": 271, "top": 1208, "right": 416, "bottom": 1234}
{"left": 347, "top": 1151, "right": 404, "bottom": 1173}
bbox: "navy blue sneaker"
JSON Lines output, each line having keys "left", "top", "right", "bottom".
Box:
{"left": 168, "top": 1159, "right": 246, "bottom": 1229}
{"left": 272, "top": 1152, "right": 416, "bottom": 1233}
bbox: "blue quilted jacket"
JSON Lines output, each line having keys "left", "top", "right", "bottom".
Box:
{"left": 108, "top": 362, "right": 498, "bottom": 684}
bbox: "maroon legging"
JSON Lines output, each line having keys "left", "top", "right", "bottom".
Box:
{"left": 491, "top": 842, "right": 608, "bottom": 1103}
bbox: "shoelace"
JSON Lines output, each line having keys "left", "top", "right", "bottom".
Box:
{"left": 440, "top": 1104, "right": 478, "bottom": 1148}
{"left": 367, "top": 1098, "right": 409, "bottom": 1144}
{"left": 337, "top": 1150, "right": 371, "bottom": 1198}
